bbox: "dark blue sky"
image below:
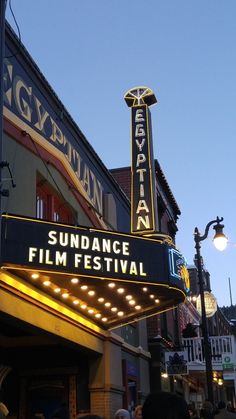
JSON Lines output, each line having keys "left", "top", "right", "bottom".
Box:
{"left": 6, "top": 0, "right": 236, "bottom": 307}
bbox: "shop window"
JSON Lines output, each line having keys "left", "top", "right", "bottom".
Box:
{"left": 36, "top": 180, "right": 75, "bottom": 224}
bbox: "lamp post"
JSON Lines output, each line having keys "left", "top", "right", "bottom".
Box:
{"left": 194, "top": 217, "right": 228, "bottom": 404}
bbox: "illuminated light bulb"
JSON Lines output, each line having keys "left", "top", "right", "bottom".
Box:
{"left": 71, "top": 277, "right": 79, "bottom": 284}
{"left": 213, "top": 235, "right": 228, "bottom": 251}
{"left": 98, "top": 297, "right": 104, "bottom": 303}
{"left": 155, "top": 299, "right": 160, "bottom": 304}
{"left": 81, "top": 304, "right": 87, "bottom": 309}
{"left": 218, "top": 378, "right": 223, "bottom": 386}
{"left": 191, "top": 296, "right": 197, "bottom": 302}
{"left": 111, "top": 307, "right": 118, "bottom": 312}
{"left": 129, "top": 300, "right": 136, "bottom": 306}
{"left": 43, "top": 280, "right": 51, "bottom": 286}
{"left": 73, "top": 300, "right": 79, "bottom": 305}
{"left": 142, "top": 287, "right": 148, "bottom": 292}
{"left": 108, "top": 282, "right": 116, "bottom": 288}
{"left": 105, "top": 302, "right": 111, "bottom": 307}
{"left": 213, "top": 377, "right": 218, "bottom": 382}
{"left": 54, "top": 287, "right": 61, "bottom": 293}
{"left": 161, "top": 372, "right": 168, "bottom": 378}
{"left": 95, "top": 313, "right": 102, "bottom": 318}
{"left": 81, "top": 285, "right": 88, "bottom": 290}
{"left": 31, "top": 273, "right": 39, "bottom": 279}
{"left": 150, "top": 294, "right": 155, "bottom": 299}
{"left": 102, "top": 317, "right": 107, "bottom": 322}
{"left": 88, "top": 290, "right": 95, "bottom": 296}
{"left": 62, "top": 292, "right": 69, "bottom": 298}
{"left": 135, "top": 305, "right": 141, "bottom": 310}
{"left": 213, "top": 221, "right": 228, "bottom": 251}
{"left": 126, "top": 295, "right": 132, "bottom": 300}
{"left": 117, "top": 311, "right": 124, "bottom": 316}
{"left": 88, "top": 309, "right": 94, "bottom": 314}
{"left": 117, "top": 288, "right": 125, "bottom": 294}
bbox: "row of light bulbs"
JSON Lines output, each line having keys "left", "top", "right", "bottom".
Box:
{"left": 30, "top": 274, "right": 160, "bottom": 322}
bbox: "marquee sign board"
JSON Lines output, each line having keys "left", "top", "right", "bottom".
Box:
{"left": 0, "top": 214, "right": 188, "bottom": 328}
{"left": 0, "top": 214, "right": 187, "bottom": 287}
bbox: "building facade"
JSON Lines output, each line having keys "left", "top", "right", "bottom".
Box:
{"left": 1, "top": 23, "right": 153, "bottom": 419}
{"left": 0, "top": 23, "right": 188, "bottom": 419}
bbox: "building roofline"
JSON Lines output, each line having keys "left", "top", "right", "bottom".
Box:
{"left": 110, "top": 161, "right": 181, "bottom": 217}
{"left": 154, "top": 159, "right": 181, "bottom": 215}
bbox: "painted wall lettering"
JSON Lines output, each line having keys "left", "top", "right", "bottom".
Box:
{"left": 3, "top": 56, "right": 104, "bottom": 215}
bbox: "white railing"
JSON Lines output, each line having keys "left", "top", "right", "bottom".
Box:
{"left": 182, "top": 335, "right": 235, "bottom": 370}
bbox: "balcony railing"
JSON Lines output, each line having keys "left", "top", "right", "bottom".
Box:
{"left": 182, "top": 335, "right": 235, "bottom": 371}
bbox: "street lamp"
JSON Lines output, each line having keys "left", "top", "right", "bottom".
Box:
{"left": 194, "top": 217, "right": 228, "bottom": 404}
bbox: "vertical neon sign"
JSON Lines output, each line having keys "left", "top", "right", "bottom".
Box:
{"left": 124, "top": 87, "right": 159, "bottom": 235}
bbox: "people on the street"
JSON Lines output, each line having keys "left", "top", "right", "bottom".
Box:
{"left": 200, "top": 400, "right": 214, "bottom": 419}
{"left": 134, "top": 405, "right": 142, "bottom": 419}
{"left": 0, "top": 399, "right": 9, "bottom": 418}
{"left": 188, "top": 404, "right": 200, "bottom": 419}
{"left": 114, "top": 409, "right": 130, "bottom": 419}
{"left": 227, "top": 403, "right": 235, "bottom": 413}
{"left": 142, "top": 391, "right": 190, "bottom": 419}
{"left": 215, "top": 401, "right": 236, "bottom": 419}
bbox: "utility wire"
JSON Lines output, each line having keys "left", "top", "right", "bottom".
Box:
{"left": 5, "top": 0, "right": 22, "bottom": 59}
{"left": 9, "top": 0, "right": 20, "bottom": 41}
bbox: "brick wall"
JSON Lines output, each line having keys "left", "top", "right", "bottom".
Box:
{"left": 90, "top": 386, "right": 124, "bottom": 419}
{"left": 110, "top": 168, "right": 131, "bottom": 200}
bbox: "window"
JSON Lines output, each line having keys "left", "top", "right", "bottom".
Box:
{"left": 36, "top": 180, "right": 75, "bottom": 224}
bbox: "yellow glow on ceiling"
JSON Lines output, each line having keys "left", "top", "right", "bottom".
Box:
{"left": 0, "top": 268, "right": 186, "bottom": 330}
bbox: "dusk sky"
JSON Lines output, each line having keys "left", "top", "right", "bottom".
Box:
{"left": 6, "top": 0, "right": 236, "bottom": 308}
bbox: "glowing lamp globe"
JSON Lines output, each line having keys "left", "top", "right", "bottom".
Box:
{"left": 213, "top": 222, "right": 228, "bottom": 251}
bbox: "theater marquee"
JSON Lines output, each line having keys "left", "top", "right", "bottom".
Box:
{"left": 0, "top": 214, "right": 188, "bottom": 329}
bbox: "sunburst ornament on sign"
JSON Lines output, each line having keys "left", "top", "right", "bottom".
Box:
{"left": 124, "top": 86, "right": 157, "bottom": 107}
